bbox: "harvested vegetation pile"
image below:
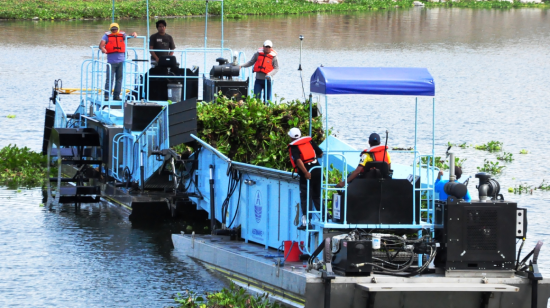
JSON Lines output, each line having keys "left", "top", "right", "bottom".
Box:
{"left": 192, "top": 96, "right": 326, "bottom": 171}
{"left": 0, "top": 144, "right": 49, "bottom": 188}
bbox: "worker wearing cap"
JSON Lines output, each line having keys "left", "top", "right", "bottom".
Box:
{"left": 99, "top": 23, "right": 137, "bottom": 101}
{"left": 287, "top": 128, "right": 323, "bottom": 230}
{"left": 240, "top": 40, "right": 279, "bottom": 102}
{"left": 336, "top": 133, "right": 391, "bottom": 187}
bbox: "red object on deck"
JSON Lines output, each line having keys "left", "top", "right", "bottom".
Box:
{"left": 284, "top": 240, "right": 301, "bottom": 262}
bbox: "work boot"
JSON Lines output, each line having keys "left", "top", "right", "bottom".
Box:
{"left": 104, "top": 96, "right": 110, "bottom": 101}
{"left": 297, "top": 215, "right": 313, "bottom": 230}
{"left": 114, "top": 96, "right": 122, "bottom": 101}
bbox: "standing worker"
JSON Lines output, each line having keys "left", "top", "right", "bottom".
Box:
{"left": 336, "top": 133, "right": 391, "bottom": 187}
{"left": 149, "top": 20, "right": 176, "bottom": 67}
{"left": 99, "top": 23, "right": 137, "bottom": 101}
{"left": 287, "top": 128, "right": 323, "bottom": 230}
{"left": 240, "top": 40, "right": 279, "bottom": 102}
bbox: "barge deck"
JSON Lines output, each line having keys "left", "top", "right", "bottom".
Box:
{"left": 172, "top": 233, "right": 550, "bottom": 308}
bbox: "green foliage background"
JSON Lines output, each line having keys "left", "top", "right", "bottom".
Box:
{"left": 186, "top": 95, "right": 326, "bottom": 171}
{"left": 0, "top": 0, "right": 416, "bottom": 20}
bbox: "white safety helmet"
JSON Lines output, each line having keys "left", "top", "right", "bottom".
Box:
{"left": 263, "top": 40, "right": 273, "bottom": 48}
{"left": 288, "top": 127, "right": 301, "bottom": 139}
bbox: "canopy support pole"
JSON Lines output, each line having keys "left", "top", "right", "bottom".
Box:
{"left": 413, "top": 97, "right": 418, "bottom": 225}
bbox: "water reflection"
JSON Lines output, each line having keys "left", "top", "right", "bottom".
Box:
{"left": 0, "top": 188, "right": 225, "bottom": 307}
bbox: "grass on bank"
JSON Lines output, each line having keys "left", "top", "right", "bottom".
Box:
{"left": 0, "top": 0, "right": 415, "bottom": 20}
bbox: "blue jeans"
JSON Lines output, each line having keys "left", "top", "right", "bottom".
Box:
{"left": 105, "top": 62, "right": 123, "bottom": 99}
{"left": 253, "top": 79, "right": 272, "bottom": 102}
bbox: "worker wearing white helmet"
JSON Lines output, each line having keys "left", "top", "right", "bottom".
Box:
{"left": 240, "top": 40, "right": 279, "bottom": 102}
{"left": 287, "top": 128, "right": 324, "bottom": 231}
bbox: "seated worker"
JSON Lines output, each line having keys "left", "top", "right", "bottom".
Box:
{"left": 435, "top": 167, "right": 472, "bottom": 201}
{"left": 336, "top": 133, "right": 390, "bottom": 188}
{"left": 287, "top": 127, "right": 323, "bottom": 230}
{"left": 149, "top": 20, "right": 176, "bottom": 67}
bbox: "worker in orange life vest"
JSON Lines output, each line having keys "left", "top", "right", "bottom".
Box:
{"left": 287, "top": 128, "right": 324, "bottom": 230}
{"left": 336, "top": 133, "right": 391, "bottom": 188}
{"left": 99, "top": 23, "right": 137, "bottom": 101}
{"left": 240, "top": 40, "right": 279, "bottom": 102}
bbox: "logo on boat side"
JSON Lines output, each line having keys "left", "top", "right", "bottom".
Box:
{"left": 252, "top": 229, "right": 264, "bottom": 237}
{"left": 254, "top": 190, "right": 262, "bottom": 223}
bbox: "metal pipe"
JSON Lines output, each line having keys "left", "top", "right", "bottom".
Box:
{"left": 449, "top": 153, "right": 455, "bottom": 182}
{"left": 146, "top": 0, "right": 150, "bottom": 46}
{"left": 209, "top": 164, "right": 215, "bottom": 234}
{"left": 204, "top": 0, "right": 209, "bottom": 77}
{"left": 532, "top": 279, "right": 538, "bottom": 308}
{"left": 309, "top": 93, "right": 312, "bottom": 137}
{"left": 221, "top": 0, "right": 224, "bottom": 54}
{"left": 413, "top": 97, "right": 418, "bottom": 224}
{"left": 324, "top": 279, "right": 331, "bottom": 308}
{"left": 140, "top": 149, "right": 145, "bottom": 193}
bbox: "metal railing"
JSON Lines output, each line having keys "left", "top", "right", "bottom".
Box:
{"left": 54, "top": 99, "right": 68, "bottom": 128}
{"left": 111, "top": 132, "right": 135, "bottom": 181}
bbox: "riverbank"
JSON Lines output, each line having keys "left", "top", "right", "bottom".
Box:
{"left": 2, "top": 0, "right": 547, "bottom": 21}
{"left": 0, "top": 0, "right": 414, "bottom": 20}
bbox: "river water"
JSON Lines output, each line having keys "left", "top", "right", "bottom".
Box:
{"left": 1, "top": 8, "right": 550, "bottom": 307}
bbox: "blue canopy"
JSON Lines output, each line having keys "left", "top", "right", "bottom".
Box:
{"left": 310, "top": 67, "right": 435, "bottom": 96}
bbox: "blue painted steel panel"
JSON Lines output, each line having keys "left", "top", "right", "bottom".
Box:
{"left": 310, "top": 67, "right": 435, "bottom": 96}
{"left": 188, "top": 136, "right": 311, "bottom": 251}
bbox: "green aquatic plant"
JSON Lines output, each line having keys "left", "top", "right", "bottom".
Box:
{"left": 475, "top": 141, "right": 503, "bottom": 152}
{"left": 175, "top": 282, "right": 283, "bottom": 308}
{"left": 0, "top": 144, "right": 52, "bottom": 188}
{"left": 538, "top": 180, "right": 550, "bottom": 191}
{"left": 447, "top": 141, "right": 469, "bottom": 149}
{"left": 512, "top": 183, "right": 533, "bottom": 195}
{"left": 179, "top": 95, "right": 326, "bottom": 171}
{"left": 0, "top": 0, "right": 417, "bottom": 20}
{"left": 496, "top": 152, "right": 514, "bottom": 162}
{"left": 477, "top": 159, "right": 504, "bottom": 175}
{"left": 520, "top": 149, "right": 528, "bottom": 154}
{"left": 6, "top": 114, "right": 16, "bottom": 119}
{"left": 419, "top": 156, "right": 465, "bottom": 170}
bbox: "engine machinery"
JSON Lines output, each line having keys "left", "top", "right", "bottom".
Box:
{"left": 323, "top": 173, "right": 530, "bottom": 277}
{"left": 203, "top": 57, "right": 248, "bottom": 102}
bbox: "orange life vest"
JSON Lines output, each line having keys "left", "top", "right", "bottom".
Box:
{"left": 288, "top": 137, "right": 317, "bottom": 170}
{"left": 253, "top": 48, "right": 277, "bottom": 74}
{"left": 361, "top": 145, "right": 390, "bottom": 164}
{"left": 105, "top": 31, "right": 126, "bottom": 54}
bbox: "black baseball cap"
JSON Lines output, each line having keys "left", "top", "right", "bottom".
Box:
{"left": 369, "top": 133, "right": 380, "bottom": 144}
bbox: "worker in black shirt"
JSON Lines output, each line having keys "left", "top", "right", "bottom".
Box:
{"left": 149, "top": 20, "right": 176, "bottom": 67}
{"left": 287, "top": 128, "right": 323, "bottom": 230}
